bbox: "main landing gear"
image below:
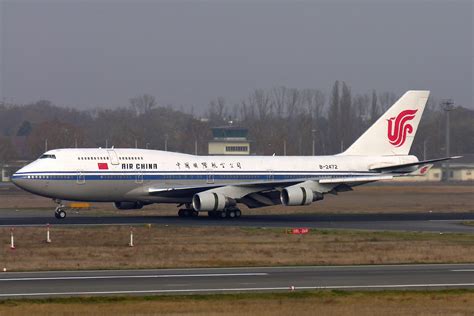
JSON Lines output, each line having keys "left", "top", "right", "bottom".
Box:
{"left": 176, "top": 205, "right": 242, "bottom": 219}
{"left": 54, "top": 200, "right": 67, "bottom": 219}
{"left": 178, "top": 208, "right": 199, "bottom": 218}
{"left": 208, "top": 207, "right": 242, "bottom": 219}
{"left": 177, "top": 204, "right": 198, "bottom": 218}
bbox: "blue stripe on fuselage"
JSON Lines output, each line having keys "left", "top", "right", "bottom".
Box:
{"left": 11, "top": 171, "right": 374, "bottom": 181}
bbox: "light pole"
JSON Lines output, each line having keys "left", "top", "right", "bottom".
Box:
{"left": 442, "top": 99, "right": 454, "bottom": 181}
{"left": 423, "top": 140, "right": 427, "bottom": 161}
{"left": 164, "top": 134, "right": 169, "bottom": 151}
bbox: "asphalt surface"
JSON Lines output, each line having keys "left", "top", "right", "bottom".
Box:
{"left": 1, "top": 210, "right": 474, "bottom": 233}
{"left": 0, "top": 264, "right": 473, "bottom": 298}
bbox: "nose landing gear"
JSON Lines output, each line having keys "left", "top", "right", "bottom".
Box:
{"left": 54, "top": 200, "right": 67, "bottom": 219}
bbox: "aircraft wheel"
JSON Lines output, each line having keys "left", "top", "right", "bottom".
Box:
{"left": 235, "top": 209, "right": 242, "bottom": 218}
{"left": 178, "top": 209, "right": 190, "bottom": 217}
{"left": 217, "top": 211, "right": 226, "bottom": 219}
{"left": 227, "top": 209, "right": 236, "bottom": 218}
{"left": 192, "top": 210, "right": 199, "bottom": 217}
{"left": 55, "top": 209, "right": 66, "bottom": 219}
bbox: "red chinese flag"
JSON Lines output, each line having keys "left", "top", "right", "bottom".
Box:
{"left": 98, "top": 163, "right": 109, "bottom": 170}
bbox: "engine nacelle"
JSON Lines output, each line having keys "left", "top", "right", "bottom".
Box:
{"left": 114, "top": 201, "right": 144, "bottom": 210}
{"left": 192, "top": 192, "right": 234, "bottom": 212}
{"left": 280, "top": 185, "right": 324, "bottom": 206}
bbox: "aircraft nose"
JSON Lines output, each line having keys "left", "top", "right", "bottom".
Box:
{"left": 10, "top": 172, "right": 21, "bottom": 186}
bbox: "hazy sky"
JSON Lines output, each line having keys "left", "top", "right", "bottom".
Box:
{"left": 1, "top": 0, "right": 472, "bottom": 111}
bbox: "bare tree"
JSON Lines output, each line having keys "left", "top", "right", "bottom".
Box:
{"left": 378, "top": 92, "right": 397, "bottom": 112}
{"left": 328, "top": 81, "right": 340, "bottom": 153}
{"left": 129, "top": 94, "right": 157, "bottom": 116}
{"left": 208, "top": 97, "right": 227, "bottom": 124}
{"left": 370, "top": 90, "right": 379, "bottom": 123}
{"left": 272, "top": 86, "right": 287, "bottom": 117}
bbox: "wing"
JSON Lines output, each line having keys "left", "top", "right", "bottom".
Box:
{"left": 147, "top": 173, "right": 392, "bottom": 208}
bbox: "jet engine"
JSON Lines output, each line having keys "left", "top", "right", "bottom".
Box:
{"left": 192, "top": 192, "right": 234, "bottom": 212}
{"left": 280, "top": 185, "right": 324, "bottom": 206}
{"left": 114, "top": 201, "right": 144, "bottom": 210}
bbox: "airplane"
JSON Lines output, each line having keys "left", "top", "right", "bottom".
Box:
{"left": 11, "top": 90, "right": 458, "bottom": 220}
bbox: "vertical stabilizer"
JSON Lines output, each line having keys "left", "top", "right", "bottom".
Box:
{"left": 341, "top": 90, "right": 430, "bottom": 156}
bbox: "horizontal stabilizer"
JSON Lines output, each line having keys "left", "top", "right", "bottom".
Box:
{"left": 409, "top": 164, "right": 434, "bottom": 176}
{"left": 370, "top": 156, "right": 462, "bottom": 173}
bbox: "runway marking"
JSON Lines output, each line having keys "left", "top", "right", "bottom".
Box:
{"left": 2, "top": 263, "right": 474, "bottom": 275}
{"left": 2, "top": 283, "right": 474, "bottom": 297}
{"left": 0, "top": 273, "right": 268, "bottom": 282}
{"left": 429, "top": 220, "right": 466, "bottom": 222}
{"left": 450, "top": 270, "right": 474, "bottom": 272}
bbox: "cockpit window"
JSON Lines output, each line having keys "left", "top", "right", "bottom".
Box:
{"left": 39, "top": 154, "right": 56, "bottom": 159}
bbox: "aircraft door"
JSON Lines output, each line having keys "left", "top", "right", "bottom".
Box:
{"left": 206, "top": 170, "right": 215, "bottom": 184}
{"left": 107, "top": 150, "right": 119, "bottom": 165}
{"left": 135, "top": 172, "right": 143, "bottom": 184}
{"left": 267, "top": 170, "right": 274, "bottom": 182}
{"left": 77, "top": 170, "right": 85, "bottom": 185}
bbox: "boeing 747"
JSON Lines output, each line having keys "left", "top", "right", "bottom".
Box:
{"left": 12, "top": 90, "right": 458, "bottom": 219}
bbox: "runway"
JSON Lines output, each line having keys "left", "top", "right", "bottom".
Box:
{"left": 1, "top": 264, "right": 474, "bottom": 298}
{"left": 1, "top": 210, "right": 474, "bottom": 233}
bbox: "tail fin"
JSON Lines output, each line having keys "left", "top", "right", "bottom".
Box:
{"left": 341, "top": 90, "right": 430, "bottom": 156}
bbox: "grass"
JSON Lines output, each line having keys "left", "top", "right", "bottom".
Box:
{"left": 2, "top": 226, "right": 474, "bottom": 271}
{"left": 1, "top": 290, "right": 474, "bottom": 315}
{"left": 1, "top": 184, "right": 473, "bottom": 215}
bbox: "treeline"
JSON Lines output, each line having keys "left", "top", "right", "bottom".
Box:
{"left": 207, "top": 82, "right": 473, "bottom": 158}
{"left": 0, "top": 81, "right": 473, "bottom": 161}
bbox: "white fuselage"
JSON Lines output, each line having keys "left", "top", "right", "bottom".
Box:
{"left": 11, "top": 148, "right": 417, "bottom": 204}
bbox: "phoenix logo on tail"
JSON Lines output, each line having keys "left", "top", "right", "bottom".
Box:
{"left": 387, "top": 109, "right": 418, "bottom": 147}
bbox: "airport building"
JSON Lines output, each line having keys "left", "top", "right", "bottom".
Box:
{"left": 208, "top": 126, "right": 251, "bottom": 155}
{"left": 392, "top": 167, "right": 443, "bottom": 182}
{"left": 442, "top": 162, "right": 474, "bottom": 181}
{"left": 0, "top": 161, "right": 29, "bottom": 182}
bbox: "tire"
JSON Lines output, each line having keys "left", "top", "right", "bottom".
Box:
{"left": 228, "top": 210, "right": 236, "bottom": 218}
{"left": 235, "top": 209, "right": 242, "bottom": 218}
{"left": 192, "top": 210, "right": 199, "bottom": 217}
{"left": 217, "top": 211, "right": 226, "bottom": 219}
{"left": 57, "top": 209, "right": 66, "bottom": 219}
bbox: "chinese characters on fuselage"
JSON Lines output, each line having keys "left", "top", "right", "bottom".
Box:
{"left": 176, "top": 162, "right": 242, "bottom": 169}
